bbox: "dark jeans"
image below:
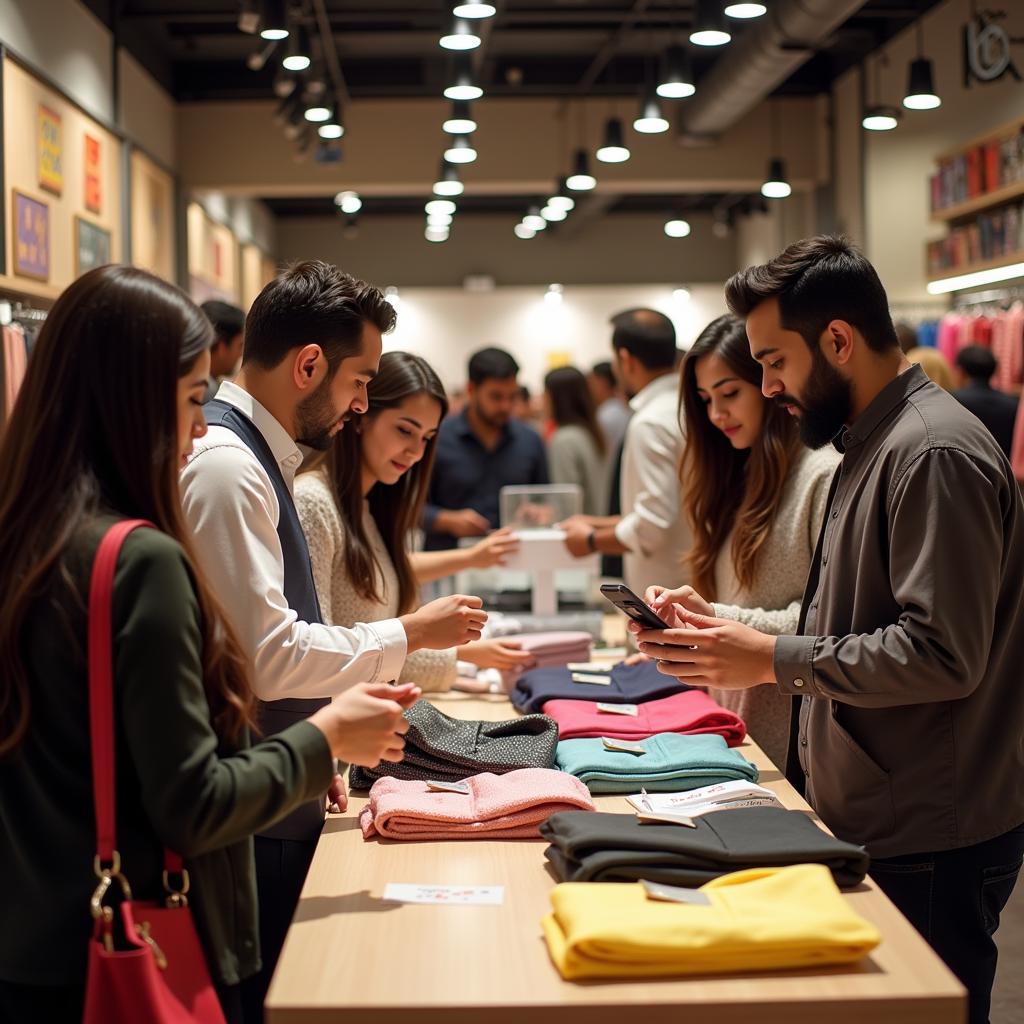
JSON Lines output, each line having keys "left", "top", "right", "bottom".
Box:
{"left": 240, "top": 835, "right": 318, "bottom": 1024}
{"left": 870, "top": 823, "right": 1024, "bottom": 1024}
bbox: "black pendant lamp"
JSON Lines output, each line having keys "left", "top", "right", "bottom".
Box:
{"left": 903, "top": 19, "right": 941, "bottom": 110}
{"left": 596, "top": 118, "right": 630, "bottom": 163}
{"left": 657, "top": 44, "right": 695, "bottom": 99}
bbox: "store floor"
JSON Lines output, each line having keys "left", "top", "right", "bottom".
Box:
{"left": 993, "top": 879, "right": 1024, "bottom": 1023}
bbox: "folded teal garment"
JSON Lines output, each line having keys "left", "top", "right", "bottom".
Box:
{"left": 555, "top": 733, "right": 759, "bottom": 794}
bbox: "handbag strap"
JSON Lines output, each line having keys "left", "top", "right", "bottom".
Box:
{"left": 88, "top": 519, "right": 183, "bottom": 878}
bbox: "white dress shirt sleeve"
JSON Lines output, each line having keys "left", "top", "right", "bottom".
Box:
{"left": 180, "top": 440, "right": 407, "bottom": 701}
{"left": 614, "top": 415, "right": 683, "bottom": 557}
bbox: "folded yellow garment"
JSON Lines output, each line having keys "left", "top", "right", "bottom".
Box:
{"left": 543, "top": 864, "right": 881, "bottom": 980}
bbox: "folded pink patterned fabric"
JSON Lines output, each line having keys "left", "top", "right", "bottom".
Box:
{"left": 498, "top": 631, "right": 593, "bottom": 692}
{"left": 542, "top": 688, "right": 747, "bottom": 746}
{"left": 359, "top": 768, "right": 596, "bottom": 841}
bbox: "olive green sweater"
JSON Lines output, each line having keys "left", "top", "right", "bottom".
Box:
{"left": 0, "top": 517, "right": 333, "bottom": 987}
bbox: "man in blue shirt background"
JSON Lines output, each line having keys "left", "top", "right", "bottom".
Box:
{"left": 422, "top": 347, "right": 548, "bottom": 551}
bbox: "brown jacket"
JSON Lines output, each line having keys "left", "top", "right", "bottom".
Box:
{"left": 774, "top": 365, "right": 1024, "bottom": 858}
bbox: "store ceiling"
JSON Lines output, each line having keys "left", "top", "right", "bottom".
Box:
{"left": 92, "top": 0, "right": 942, "bottom": 103}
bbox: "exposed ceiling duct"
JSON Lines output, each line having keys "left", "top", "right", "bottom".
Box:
{"left": 680, "top": 0, "right": 870, "bottom": 140}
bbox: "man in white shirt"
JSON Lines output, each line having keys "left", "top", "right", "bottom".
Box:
{"left": 561, "top": 308, "right": 691, "bottom": 597}
{"left": 180, "top": 261, "right": 485, "bottom": 1022}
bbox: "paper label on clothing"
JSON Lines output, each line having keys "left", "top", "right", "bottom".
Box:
{"left": 567, "top": 663, "right": 611, "bottom": 673}
{"left": 571, "top": 672, "right": 613, "bottom": 685}
{"left": 641, "top": 880, "right": 711, "bottom": 905}
{"left": 601, "top": 737, "right": 646, "bottom": 755}
{"left": 382, "top": 884, "right": 504, "bottom": 906}
{"left": 426, "top": 780, "right": 471, "bottom": 794}
{"left": 596, "top": 702, "right": 638, "bottom": 716}
{"left": 635, "top": 811, "right": 697, "bottom": 828}
{"left": 626, "top": 781, "right": 781, "bottom": 816}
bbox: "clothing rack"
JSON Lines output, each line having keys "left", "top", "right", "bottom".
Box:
{"left": 0, "top": 299, "right": 49, "bottom": 327}
{"left": 953, "top": 286, "right": 1024, "bottom": 308}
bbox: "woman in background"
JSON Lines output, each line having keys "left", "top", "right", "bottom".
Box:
{"left": 297, "top": 351, "right": 531, "bottom": 692}
{"left": 543, "top": 365, "right": 609, "bottom": 516}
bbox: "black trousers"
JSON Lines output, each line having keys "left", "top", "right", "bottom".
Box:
{"left": 870, "top": 823, "right": 1024, "bottom": 1024}
{"left": 240, "top": 835, "right": 318, "bottom": 1024}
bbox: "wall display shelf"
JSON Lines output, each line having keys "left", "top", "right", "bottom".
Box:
{"left": 930, "top": 179, "right": 1024, "bottom": 223}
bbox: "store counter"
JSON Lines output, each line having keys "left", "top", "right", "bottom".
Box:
{"left": 266, "top": 692, "right": 965, "bottom": 1024}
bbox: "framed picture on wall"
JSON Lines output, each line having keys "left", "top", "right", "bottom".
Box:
{"left": 75, "top": 215, "right": 112, "bottom": 276}
{"left": 38, "top": 105, "right": 64, "bottom": 196}
{"left": 12, "top": 190, "right": 50, "bottom": 281}
{"left": 84, "top": 133, "right": 102, "bottom": 214}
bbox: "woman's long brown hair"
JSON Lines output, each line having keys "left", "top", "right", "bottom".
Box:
{"left": 315, "top": 351, "right": 448, "bottom": 616}
{"left": 544, "top": 365, "right": 607, "bottom": 456}
{"left": 0, "top": 265, "right": 253, "bottom": 757}
{"left": 679, "top": 314, "right": 800, "bottom": 600}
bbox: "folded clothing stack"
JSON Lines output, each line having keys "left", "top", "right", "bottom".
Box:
{"left": 359, "top": 768, "right": 595, "bottom": 840}
{"left": 349, "top": 700, "right": 560, "bottom": 789}
{"left": 543, "top": 864, "right": 881, "bottom": 980}
{"left": 555, "top": 733, "right": 758, "bottom": 794}
{"left": 511, "top": 660, "right": 688, "bottom": 714}
{"left": 543, "top": 689, "right": 746, "bottom": 746}
{"left": 540, "top": 806, "right": 870, "bottom": 889}
{"left": 497, "top": 631, "right": 593, "bottom": 692}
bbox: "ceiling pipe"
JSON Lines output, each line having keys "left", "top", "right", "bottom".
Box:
{"left": 680, "top": 0, "right": 869, "bottom": 140}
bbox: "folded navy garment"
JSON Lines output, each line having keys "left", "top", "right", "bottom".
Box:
{"left": 510, "top": 660, "right": 690, "bottom": 714}
{"left": 540, "top": 806, "right": 870, "bottom": 889}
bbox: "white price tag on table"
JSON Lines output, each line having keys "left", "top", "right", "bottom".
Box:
{"left": 382, "top": 884, "right": 505, "bottom": 906}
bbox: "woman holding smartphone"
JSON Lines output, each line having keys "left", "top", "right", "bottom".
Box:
{"left": 644, "top": 315, "right": 838, "bottom": 767}
{"left": 0, "top": 266, "right": 417, "bottom": 1023}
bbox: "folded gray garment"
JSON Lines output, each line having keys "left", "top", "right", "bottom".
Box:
{"left": 540, "top": 806, "right": 870, "bottom": 889}
{"left": 349, "top": 700, "right": 560, "bottom": 789}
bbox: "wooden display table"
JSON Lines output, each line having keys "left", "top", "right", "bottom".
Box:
{"left": 266, "top": 690, "right": 965, "bottom": 1024}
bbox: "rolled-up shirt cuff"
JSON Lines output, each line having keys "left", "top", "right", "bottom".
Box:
{"left": 613, "top": 514, "right": 640, "bottom": 554}
{"left": 774, "top": 634, "right": 819, "bottom": 696}
{"left": 365, "top": 617, "right": 408, "bottom": 683}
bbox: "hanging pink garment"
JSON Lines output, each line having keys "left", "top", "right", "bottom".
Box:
{"left": 992, "top": 304, "right": 1024, "bottom": 395}
{"left": 359, "top": 768, "right": 595, "bottom": 840}
{"left": 3, "top": 324, "right": 28, "bottom": 418}
{"left": 937, "top": 315, "right": 962, "bottom": 365}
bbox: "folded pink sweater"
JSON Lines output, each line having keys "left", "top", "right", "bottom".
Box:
{"left": 542, "top": 689, "right": 747, "bottom": 746}
{"left": 498, "top": 631, "right": 593, "bottom": 692}
{"left": 359, "top": 768, "right": 596, "bottom": 840}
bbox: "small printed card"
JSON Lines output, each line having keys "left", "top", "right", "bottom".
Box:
{"left": 642, "top": 880, "right": 711, "bottom": 905}
{"left": 382, "top": 884, "right": 505, "bottom": 906}
{"left": 426, "top": 780, "right": 471, "bottom": 794}
{"left": 635, "top": 811, "right": 696, "bottom": 828}
{"left": 602, "top": 737, "right": 646, "bottom": 755}
{"left": 571, "top": 672, "right": 612, "bottom": 685}
{"left": 567, "top": 663, "right": 611, "bottom": 673}
{"left": 596, "top": 702, "right": 638, "bottom": 716}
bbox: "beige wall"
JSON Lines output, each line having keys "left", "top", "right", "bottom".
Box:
{"left": 1, "top": 57, "right": 122, "bottom": 300}
{"left": 119, "top": 49, "right": 176, "bottom": 170}
{"left": 276, "top": 212, "right": 738, "bottom": 288}
{"left": 833, "top": 65, "right": 865, "bottom": 246}
{"left": 130, "top": 149, "right": 175, "bottom": 282}
{"left": 864, "top": 0, "right": 1024, "bottom": 302}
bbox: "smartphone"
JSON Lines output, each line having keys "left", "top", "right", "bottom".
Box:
{"left": 599, "top": 583, "right": 670, "bottom": 630}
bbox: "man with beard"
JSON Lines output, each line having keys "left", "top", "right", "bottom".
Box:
{"left": 632, "top": 236, "right": 1024, "bottom": 1024}
{"left": 422, "top": 346, "right": 548, "bottom": 551}
{"left": 180, "top": 261, "right": 486, "bottom": 1022}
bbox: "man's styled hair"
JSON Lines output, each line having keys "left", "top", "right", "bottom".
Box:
{"left": 725, "top": 235, "right": 899, "bottom": 354}
{"left": 200, "top": 300, "right": 245, "bottom": 348}
{"left": 468, "top": 347, "right": 519, "bottom": 384}
{"left": 243, "top": 260, "right": 396, "bottom": 370}
{"left": 610, "top": 308, "right": 677, "bottom": 370}
{"left": 957, "top": 344, "right": 998, "bottom": 383}
{"left": 591, "top": 361, "right": 617, "bottom": 388}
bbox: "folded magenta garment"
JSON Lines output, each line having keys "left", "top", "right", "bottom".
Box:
{"left": 543, "top": 689, "right": 747, "bottom": 746}
{"left": 510, "top": 659, "right": 689, "bottom": 714}
{"left": 498, "top": 632, "right": 593, "bottom": 693}
{"left": 555, "top": 733, "right": 758, "bottom": 794}
{"left": 359, "top": 768, "right": 595, "bottom": 840}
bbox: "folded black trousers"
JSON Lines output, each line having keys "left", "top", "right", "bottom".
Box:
{"left": 540, "top": 806, "right": 870, "bottom": 889}
{"left": 349, "top": 700, "right": 559, "bottom": 789}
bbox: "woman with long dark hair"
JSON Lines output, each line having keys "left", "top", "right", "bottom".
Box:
{"left": 296, "top": 350, "right": 530, "bottom": 691}
{"left": 657, "top": 314, "right": 838, "bottom": 767}
{"left": 543, "top": 365, "right": 608, "bottom": 515}
{"left": 0, "top": 266, "right": 416, "bottom": 1023}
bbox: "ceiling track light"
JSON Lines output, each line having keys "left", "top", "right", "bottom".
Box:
{"left": 903, "top": 57, "right": 941, "bottom": 110}
{"left": 566, "top": 148, "right": 597, "bottom": 190}
{"left": 239, "top": 0, "right": 260, "bottom": 34}
{"left": 657, "top": 44, "right": 695, "bottom": 99}
{"left": 271, "top": 66, "right": 296, "bottom": 95}
{"left": 664, "top": 217, "right": 691, "bottom": 238}
{"left": 304, "top": 93, "right": 334, "bottom": 123}
{"left": 318, "top": 115, "right": 344, "bottom": 140}
{"left": 690, "top": 0, "right": 732, "bottom": 46}
{"left": 433, "top": 161, "right": 465, "bottom": 196}
{"left": 453, "top": 1, "right": 496, "bottom": 17}
{"left": 724, "top": 3, "right": 767, "bottom": 18}
{"left": 596, "top": 118, "right": 630, "bottom": 163}
{"left": 634, "top": 91, "right": 670, "bottom": 134}
{"left": 862, "top": 105, "right": 900, "bottom": 131}
{"left": 761, "top": 158, "right": 792, "bottom": 199}
{"left": 282, "top": 22, "right": 311, "bottom": 72}
{"left": 426, "top": 198, "right": 458, "bottom": 216}
{"left": 514, "top": 222, "right": 536, "bottom": 239}
{"left": 335, "top": 190, "right": 362, "bottom": 214}
{"left": 425, "top": 225, "right": 450, "bottom": 242}
{"left": 445, "top": 133, "right": 477, "bottom": 163}
{"left": 541, "top": 204, "right": 568, "bottom": 222}
{"left": 440, "top": 17, "right": 481, "bottom": 51}
{"left": 523, "top": 206, "right": 547, "bottom": 231}
{"left": 547, "top": 176, "right": 575, "bottom": 212}
{"left": 444, "top": 56, "right": 484, "bottom": 100}
{"left": 259, "top": 0, "right": 289, "bottom": 40}
{"left": 443, "top": 99, "right": 477, "bottom": 134}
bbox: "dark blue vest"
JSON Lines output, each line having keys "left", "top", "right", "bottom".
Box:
{"left": 204, "top": 398, "right": 329, "bottom": 842}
